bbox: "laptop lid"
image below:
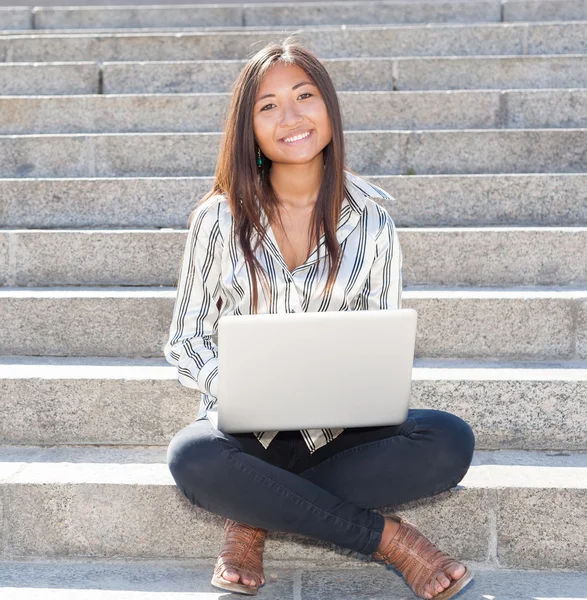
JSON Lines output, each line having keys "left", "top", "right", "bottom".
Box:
{"left": 214, "top": 308, "right": 417, "bottom": 433}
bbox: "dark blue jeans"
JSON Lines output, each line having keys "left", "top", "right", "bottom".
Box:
{"left": 166, "top": 408, "right": 475, "bottom": 556}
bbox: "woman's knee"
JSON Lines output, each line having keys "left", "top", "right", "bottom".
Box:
{"left": 166, "top": 423, "right": 225, "bottom": 485}
{"left": 427, "top": 410, "right": 476, "bottom": 474}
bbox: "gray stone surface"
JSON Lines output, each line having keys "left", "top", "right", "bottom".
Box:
{"left": 369, "top": 173, "right": 587, "bottom": 227}
{"left": 2, "top": 356, "right": 587, "bottom": 449}
{"left": 505, "top": 0, "right": 587, "bottom": 22}
{"left": 0, "top": 288, "right": 172, "bottom": 357}
{"left": 0, "top": 6, "right": 30, "bottom": 30}
{"left": 0, "top": 129, "right": 585, "bottom": 178}
{"left": 3, "top": 227, "right": 587, "bottom": 287}
{"left": 0, "top": 62, "right": 98, "bottom": 95}
{"left": 404, "top": 290, "right": 581, "bottom": 360}
{"left": 1, "top": 174, "right": 585, "bottom": 229}
{"left": 2, "top": 21, "right": 587, "bottom": 63}
{"left": 244, "top": 1, "right": 501, "bottom": 27}
{"left": 33, "top": 2, "right": 501, "bottom": 30}
{"left": 1, "top": 559, "right": 587, "bottom": 600}
{"left": 0, "top": 288, "right": 585, "bottom": 360}
{"left": 34, "top": 5, "right": 243, "bottom": 29}
{"left": 0, "top": 443, "right": 491, "bottom": 562}
{"left": 1, "top": 447, "right": 586, "bottom": 567}
{"left": 302, "top": 565, "right": 587, "bottom": 598}
{"left": 8, "top": 0, "right": 410, "bottom": 4}
{"left": 0, "top": 357, "right": 195, "bottom": 446}
{"left": 1, "top": 89, "right": 586, "bottom": 133}
{"left": 8, "top": 229, "right": 187, "bottom": 286}
{"left": 394, "top": 55, "right": 587, "bottom": 91}
{"left": 400, "top": 129, "right": 587, "bottom": 176}
{"left": 527, "top": 21, "right": 587, "bottom": 54}
{"left": 411, "top": 361, "right": 587, "bottom": 450}
{"left": 497, "top": 487, "right": 587, "bottom": 569}
{"left": 577, "top": 301, "right": 587, "bottom": 359}
{"left": 102, "top": 59, "right": 243, "bottom": 94}
{"left": 102, "top": 55, "right": 587, "bottom": 94}
{"left": 0, "top": 233, "right": 7, "bottom": 286}
{"left": 399, "top": 227, "right": 587, "bottom": 287}
{"left": 0, "top": 177, "right": 216, "bottom": 229}
{"left": 506, "top": 88, "right": 587, "bottom": 128}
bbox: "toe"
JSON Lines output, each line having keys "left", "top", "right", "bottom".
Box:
{"left": 446, "top": 561, "right": 466, "bottom": 581}
{"left": 424, "top": 579, "right": 437, "bottom": 598}
{"left": 437, "top": 571, "right": 451, "bottom": 589}
{"left": 221, "top": 568, "right": 240, "bottom": 582}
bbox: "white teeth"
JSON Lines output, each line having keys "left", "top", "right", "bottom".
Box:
{"left": 283, "top": 131, "right": 311, "bottom": 143}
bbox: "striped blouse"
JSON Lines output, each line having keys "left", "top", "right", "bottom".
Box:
{"left": 164, "top": 169, "right": 403, "bottom": 454}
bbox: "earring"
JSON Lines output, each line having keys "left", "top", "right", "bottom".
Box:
{"left": 256, "top": 147, "right": 263, "bottom": 167}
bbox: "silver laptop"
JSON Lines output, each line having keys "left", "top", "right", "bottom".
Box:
{"left": 213, "top": 308, "right": 418, "bottom": 433}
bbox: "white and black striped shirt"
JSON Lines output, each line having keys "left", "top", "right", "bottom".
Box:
{"left": 164, "top": 169, "right": 402, "bottom": 454}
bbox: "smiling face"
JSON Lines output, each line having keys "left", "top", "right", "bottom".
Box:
{"left": 252, "top": 62, "right": 333, "bottom": 168}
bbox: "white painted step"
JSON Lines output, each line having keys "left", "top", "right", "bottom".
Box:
{"left": 1, "top": 356, "right": 586, "bottom": 450}
{"left": 2, "top": 55, "right": 586, "bottom": 95}
{"left": 1, "top": 21, "right": 586, "bottom": 63}
{"left": 2, "top": 227, "right": 586, "bottom": 287}
{"left": 1, "top": 0, "right": 587, "bottom": 32}
{"left": 1, "top": 174, "right": 584, "bottom": 228}
{"left": 1, "top": 558, "right": 587, "bottom": 599}
{"left": 0, "top": 129, "right": 585, "bottom": 177}
{"left": 0, "top": 287, "right": 585, "bottom": 360}
{"left": 0, "top": 447, "right": 586, "bottom": 569}
{"left": 0, "top": 89, "right": 585, "bottom": 131}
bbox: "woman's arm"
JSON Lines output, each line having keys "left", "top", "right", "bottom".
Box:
{"left": 164, "top": 200, "right": 223, "bottom": 398}
{"left": 355, "top": 211, "right": 403, "bottom": 310}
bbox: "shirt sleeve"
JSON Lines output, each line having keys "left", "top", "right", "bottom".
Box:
{"left": 164, "top": 200, "right": 223, "bottom": 398}
{"left": 355, "top": 211, "right": 403, "bottom": 310}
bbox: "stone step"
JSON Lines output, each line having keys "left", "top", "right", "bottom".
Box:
{"left": 1, "top": 129, "right": 585, "bottom": 178}
{"left": 2, "top": 0, "right": 587, "bottom": 32}
{"left": 7, "top": 1, "right": 501, "bottom": 29}
{"left": 4, "top": 0, "right": 586, "bottom": 31}
{"left": 1, "top": 89, "right": 586, "bottom": 132}
{"left": 3, "top": 55, "right": 587, "bottom": 96}
{"left": 1, "top": 227, "right": 586, "bottom": 288}
{"left": 1, "top": 21, "right": 586, "bottom": 63}
{"left": 0, "top": 7, "right": 29, "bottom": 30}
{"left": 1, "top": 355, "right": 586, "bottom": 450}
{"left": 102, "top": 55, "right": 587, "bottom": 93}
{"left": 0, "top": 287, "right": 585, "bottom": 361}
{"left": 1, "top": 559, "right": 587, "bottom": 600}
{"left": 1, "top": 174, "right": 585, "bottom": 228}
{"left": 0, "top": 446, "right": 585, "bottom": 569}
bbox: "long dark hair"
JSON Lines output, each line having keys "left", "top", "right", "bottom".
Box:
{"left": 182, "top": 34, "right": 359, "bottom": 314}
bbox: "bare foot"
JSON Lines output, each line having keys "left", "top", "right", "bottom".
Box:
{"left": 376, "top": 516, "right": 467, "bottom": 599}
{"left": 219, "top": 566, "right": 265, "bottom": 588}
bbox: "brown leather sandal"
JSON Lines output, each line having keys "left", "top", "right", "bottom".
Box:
{"left": 211, "top": 518, "right": 268, "bottom": 596}
{"left": 372, "top": 514, "right": 474, "bottom": 600}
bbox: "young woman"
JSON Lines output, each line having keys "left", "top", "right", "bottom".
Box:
{"left": 164, "top": 36, "right": 476, "bottom": 600}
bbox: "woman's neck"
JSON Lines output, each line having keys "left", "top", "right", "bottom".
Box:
{"left": 268, "top": 155, "right": 324, "bottom": 211}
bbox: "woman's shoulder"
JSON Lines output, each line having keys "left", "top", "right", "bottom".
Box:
{"left": 191, "top": 191, "right": 232, "bottom": 225}
{"left": 344, "top": 169, "right": 394, "bottom": 202}
{"left": 344, "top": 170, "right": 397, "bottom": 238}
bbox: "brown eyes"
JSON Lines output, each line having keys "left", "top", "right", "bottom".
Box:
{"left": 260, "top": 93, "right": 313, "bottom": 112}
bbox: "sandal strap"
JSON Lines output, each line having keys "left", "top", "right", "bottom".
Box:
{"left": 373, "top": 517, "right": 461, "bottom": 597}
{"left": 214, "top": 519, "right": 267, "bottom": 582}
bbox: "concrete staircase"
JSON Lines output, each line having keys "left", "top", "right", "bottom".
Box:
{"left": 1, "top": 0, "right": 587, "bottom": 597}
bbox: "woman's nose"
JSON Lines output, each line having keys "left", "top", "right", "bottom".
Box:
{"left": 280, "top": 104, "right": 303, "bottom": 126}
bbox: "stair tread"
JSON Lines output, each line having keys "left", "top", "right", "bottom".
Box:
{"left": 1, "top": 558, "right": 587, "bottom": 599}
{"left": 1, "top": 355, "right": 586, "bottom": 377}
{"left": 1, "top": 447, "right": 586, "bottom": 487}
